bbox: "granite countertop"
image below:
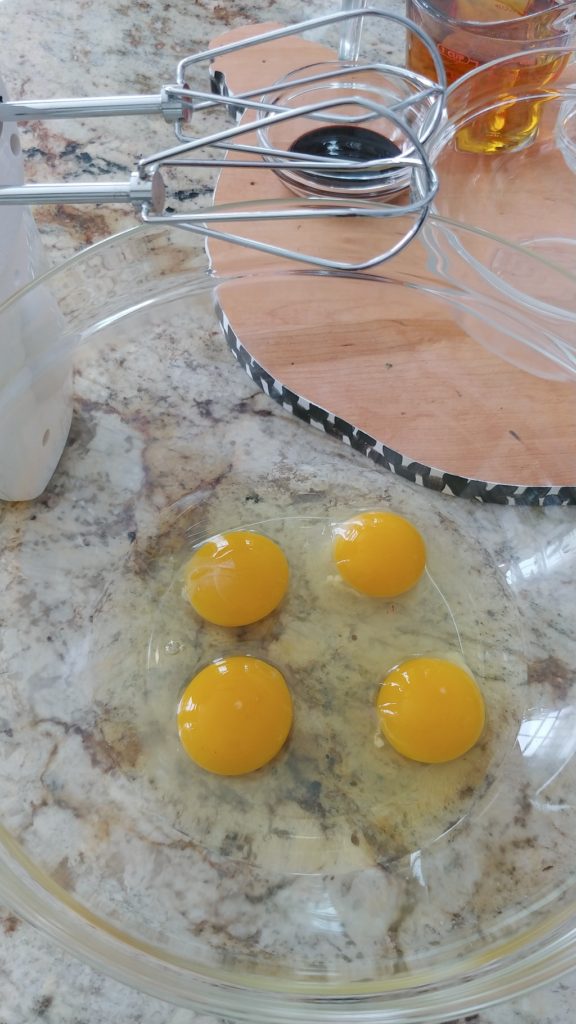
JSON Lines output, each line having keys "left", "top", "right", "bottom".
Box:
{"left": 0, "top": 1, "right": 575, "bottom": 1022}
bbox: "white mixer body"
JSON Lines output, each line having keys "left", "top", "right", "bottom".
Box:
{"left": 0, "top": 73, "right": 72, "bottom": 501}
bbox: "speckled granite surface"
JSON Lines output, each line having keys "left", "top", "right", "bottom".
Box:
{"left": 0, "top": 1, "right": 576, "bottom": 1022}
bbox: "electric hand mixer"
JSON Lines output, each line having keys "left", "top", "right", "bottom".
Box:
{"left": 1, "top": 6, "right": 575, "bottom": 506}
{"left": 0, "top": 8, "right": 445, "bottom": 502}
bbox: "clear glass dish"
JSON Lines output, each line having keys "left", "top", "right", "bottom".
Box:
{"left": 0, "top": 222, "right": 575, "bottom": 1022}
{"left": 256, "top": 60, "right": 437, "bottom": 198}
{"left": 424, "top": 46, "right": 576, "bottom": 379}
{"left": 558, "top": 94, "right": 576, "bottom": 171}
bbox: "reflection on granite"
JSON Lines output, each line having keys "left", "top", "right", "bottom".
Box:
{"left": 0, "top": 1, "right": 576, "bottom": 1022}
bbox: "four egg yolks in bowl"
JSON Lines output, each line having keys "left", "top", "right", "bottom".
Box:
{"left": 176, "top": 511, "right": 486, "bottom": 775}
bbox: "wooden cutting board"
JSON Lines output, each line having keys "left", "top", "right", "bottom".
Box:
{"left": 207, "top": 23, "right": 576, "bottom": 506}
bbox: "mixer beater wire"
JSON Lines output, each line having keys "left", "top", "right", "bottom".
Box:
{"left": 0, "top": 7, "right": 446, "bottom": 270}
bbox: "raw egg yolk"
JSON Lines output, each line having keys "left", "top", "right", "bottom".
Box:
{"left": 377, "top": 656, "right": 485, "bottom": 764}
{"left": 184, "top": 531, "right": 289, "bottom": 627}
{"left": 333, "top": 510, "right": 426, "bottom": 598}
{"left": 177, "top": 655, "right": 293, "bottom": 775}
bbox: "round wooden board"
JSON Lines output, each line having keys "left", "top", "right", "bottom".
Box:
{"left": 207, "top": 24, "right": 576, "bottom": 506}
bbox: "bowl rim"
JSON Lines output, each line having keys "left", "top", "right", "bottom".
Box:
{"left": 0, "top": 821, "right": 575, "bottom": 1021}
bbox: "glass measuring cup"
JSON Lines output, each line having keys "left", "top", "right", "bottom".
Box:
{"left": 406, "top": 0, "right": 576, "bottom": 151}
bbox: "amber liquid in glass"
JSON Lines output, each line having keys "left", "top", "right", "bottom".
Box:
{"left": 407, "top": 0, "right": 570, "bottom": 152}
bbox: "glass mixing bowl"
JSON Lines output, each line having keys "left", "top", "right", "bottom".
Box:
{"left": 0, "top": 223, "right": 575, "bottom": 1023}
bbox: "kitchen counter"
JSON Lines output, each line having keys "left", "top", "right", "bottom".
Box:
{"left": 1, "top": 1, "right": 575, "bottom": 1022}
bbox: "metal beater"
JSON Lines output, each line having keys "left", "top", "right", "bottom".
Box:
{"left": 0, "top": 8, "right": 445, "bottom": 272}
